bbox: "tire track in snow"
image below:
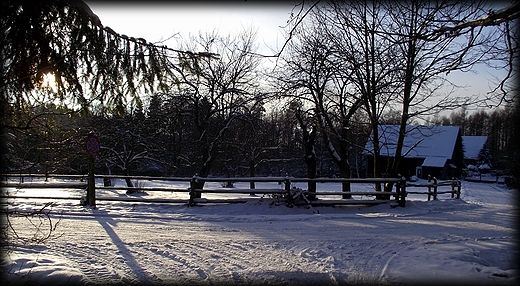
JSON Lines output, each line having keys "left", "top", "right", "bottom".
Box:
{"left": 347, "top": 242, "right": 402, "bottom": 285}
{"left": 179, "top": 240, "right": 272, "bottom": 284}
{"left": 128, "top": 238, "right": 337, "bottom": 285}
{"left": 294, "top": 240, "right": 402, "bottom": 285}
{"left": 49, "top": 242, "right": 131, "bottom": 285}
{"left": 129, "top": 241, "right": 211, "bottom": 284}
{"left": 127, "top": 239, "right": 264, "bottom": 284}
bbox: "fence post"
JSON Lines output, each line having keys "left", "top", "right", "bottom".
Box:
{"left": 433, "top": 177, "right": 438, "bottom": 200}
{"left": 284, "top": 176, "right": 291, "bottom": 204}
{"left": 284, "top": 177, "right": 291, "bottom": 192}
{"left": 393, "top": 178, "right": 400, "bottom": 201}
{"left": 451, "top": 177, "right": 455, "bottom": 198}
{"left": 399, "top": 176, "right": 407, "bottom": 207}
{"left": 250, "top": 178, "right": 256, "bottom": 196}
{"left": 189, "top": 175, "right": 197, "bottom": 206}
{"left": 456, "top": 180, "right": 461, "bottom": 199}
{"left": 427, "top": 175, "right": 432, "bottom": 201}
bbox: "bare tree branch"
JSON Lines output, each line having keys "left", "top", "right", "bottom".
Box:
{"left": 435, "top": 3, "right": 520, "bottom": 35}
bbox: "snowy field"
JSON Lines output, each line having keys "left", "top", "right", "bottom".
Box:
{"left": 1, "top": 178, "right": 518, "bottom": 286}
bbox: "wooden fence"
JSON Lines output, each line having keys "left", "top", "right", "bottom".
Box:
{"left": 1, "top": 174, "right": 460, "bottom": 208}
{"left": 406, "top": 176, "right": 461, "bottom": 201}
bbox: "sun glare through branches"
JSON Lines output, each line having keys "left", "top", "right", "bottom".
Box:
{"left": 41, "top": 72, "right": 57, "bottom": 92}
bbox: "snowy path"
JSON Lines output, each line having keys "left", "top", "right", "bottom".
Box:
{"left": 2, "top": 181, "right": 518, "bottom": 285}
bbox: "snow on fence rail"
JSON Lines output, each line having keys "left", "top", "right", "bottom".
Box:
{"left": 0, "top": 174, "right": 87, "bottom": 202}
{"left": 1, "top": 174, "right": 460, "bottom": 207}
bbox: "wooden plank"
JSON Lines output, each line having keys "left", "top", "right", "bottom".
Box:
{"left": 195, "top": 188, "right": 284, "bottom": 194}
{"left": 407, "top": 182, "right": 454, "bottom": 187}
{"left": 192, "top": 177, "right": 286, "bottom": 183}
{"left": 96, "top": 186, "right": 190, "bottom": 192}
{"left": 290, "top": 177, "right": 402, "bottom": 183}
{"left": 1, "top": 174, "right": 86, "bottom": 179}
{"left": 98, "top": 197, "right": 246, "bottom": 204}
{"left": 0, "top": 195, "right": 82, "bottom": 200}
{"left": 96, "top": 175, "right": 192, "bottom": 182}
{"left": 192, "top": 176, "right": 401, "bottom": 184}
{"left": 1, "top": 183, "right": 87, "bottom": 189}
{"left": 308, "top": 199, "right": 395, "bottom": 206}
{"left": 307, "top": 191, "right": 399, "bottom": 196}
{"left": 192, "top": 198, "right": 249, "bottom": 204}
{"left": 194, "top": 190, "right": 399, "bottom": 196}
{"left": 96, "top": 197, "right": 188, "bottom": 204}
{"left": 407, "top": 191, "right": 455, "bottom": 195}
{"left": 435, "top": 190, "right": 457, "bottom": 194}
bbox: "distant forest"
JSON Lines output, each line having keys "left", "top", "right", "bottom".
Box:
{"left": 3, "top": 99, "right": 516, "bottom": 179}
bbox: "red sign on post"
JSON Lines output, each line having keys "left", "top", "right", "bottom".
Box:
{"left": 85, "top": 135, "right": 100, "bottom": 157}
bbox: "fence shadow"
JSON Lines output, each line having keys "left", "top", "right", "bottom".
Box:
{"left": 94, "top": 209, "right": 160, "bottom": 285}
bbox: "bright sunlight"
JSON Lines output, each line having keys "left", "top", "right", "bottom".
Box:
{"left": 42, "top": 72, "right": 57, "bottom": 91}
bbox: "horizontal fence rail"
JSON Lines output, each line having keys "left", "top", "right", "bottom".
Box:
{"left": 406, "top": 177, "right": 461, "bottom": 201}
{"left": 187, "top": 176, "right": 407, "bottom": 207}
{"left": 1, "top": 174, "right": 461, "bottom": 208}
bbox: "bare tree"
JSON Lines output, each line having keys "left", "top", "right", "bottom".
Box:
{"left": 434, "top": 2, "right": 519, "bottom": 105}
{"left": 93, "top": 115, "right": 157, "bottom": 189}
{"left": 281, "top": 1, "right": 518, "bottom": 102}
{"left": 382, "top": 0, "right": 506, "bottom": 184}
{"left": 314, "top": 0, "right": 401, "bottom": 194}
{"left": 219, "top": 100, "right": 283, "bottom": 189}
{"left": 277, "top": 0, "right": 516, "bottom": 189}
{"left": 176, "top": 29, "right": 262, "bottom": 196}
{"left": 279, "top": 16, "right": 363, "bottom": 197}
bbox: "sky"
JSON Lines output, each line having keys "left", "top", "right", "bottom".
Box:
{"left": 85, "top": 1, "right": 510, "bottom": 113}
{"left": 86, "top": 1, "right": 297, "bottom": 57}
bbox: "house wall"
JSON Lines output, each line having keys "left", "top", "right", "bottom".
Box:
{"left": 365, "top": 156, "right": 425, "bottom": 179}
{"left": 422, "top": 166, "right": 445, "bottom": 180}
{"left": 365, "top": 156, "right": 462, "bottom": 180}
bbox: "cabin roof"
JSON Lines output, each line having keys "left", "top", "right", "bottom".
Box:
{"left": 365, "top": 125, "right": 460, "bottom": 160}
{"left": 461, "top": 136, "right": 488, "bottom": 160}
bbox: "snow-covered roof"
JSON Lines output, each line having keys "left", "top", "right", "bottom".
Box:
{"left": 422, "top": 157, "right": 448, "bottom": 168}
{"left": 365, "top": 125, "right": 460, "bottom": 160}
{"left": 462, "top": 136, "right": 487, "bottom": 160}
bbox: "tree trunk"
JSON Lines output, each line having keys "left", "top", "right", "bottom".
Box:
{"left": 388, "top": 9, "right": 416, "bottom": 188}
{"left": 295, "top": 111, "right": 318, "bottom": 200}
{"left": 249, "top": 159, "right": 256, "bottom": 194}
{"left": 193, "top": 139, "right": 219, "bottom": 198}
{"left": 339, "top": 161, "right": 351, "bottom": 199}
{"left": 306, "top": 152, "right": 317, "bottom": 200}
{"left": 371, "top": 123, "right": 382, "bottom": 197}
{"left": 339, "top": 122, "right": 352, "bottom": 199}
{"left": 321, "top": 129, "right": 351, "bottom": 199}
{"left": 123, "top": 168, "right": 136, "bottom": 194}
{"left": 249, "top": 159, "right": 255, "bottom": 188}
{"left": 104, "top": 164, "right": 112, "bottom": 187}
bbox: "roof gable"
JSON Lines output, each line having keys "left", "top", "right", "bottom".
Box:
{"left": 461, "top": 136, "right": 488, "bottom": 160}
{"left": 365, "top": 125, "right": 460, "bottom": 159}
{"left": 422, "top": 156, "right": 448, "bottom": 167}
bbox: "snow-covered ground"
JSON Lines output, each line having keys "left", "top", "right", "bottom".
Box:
{"left": 1, "top": 178, "right": 518, "bottom": 285}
